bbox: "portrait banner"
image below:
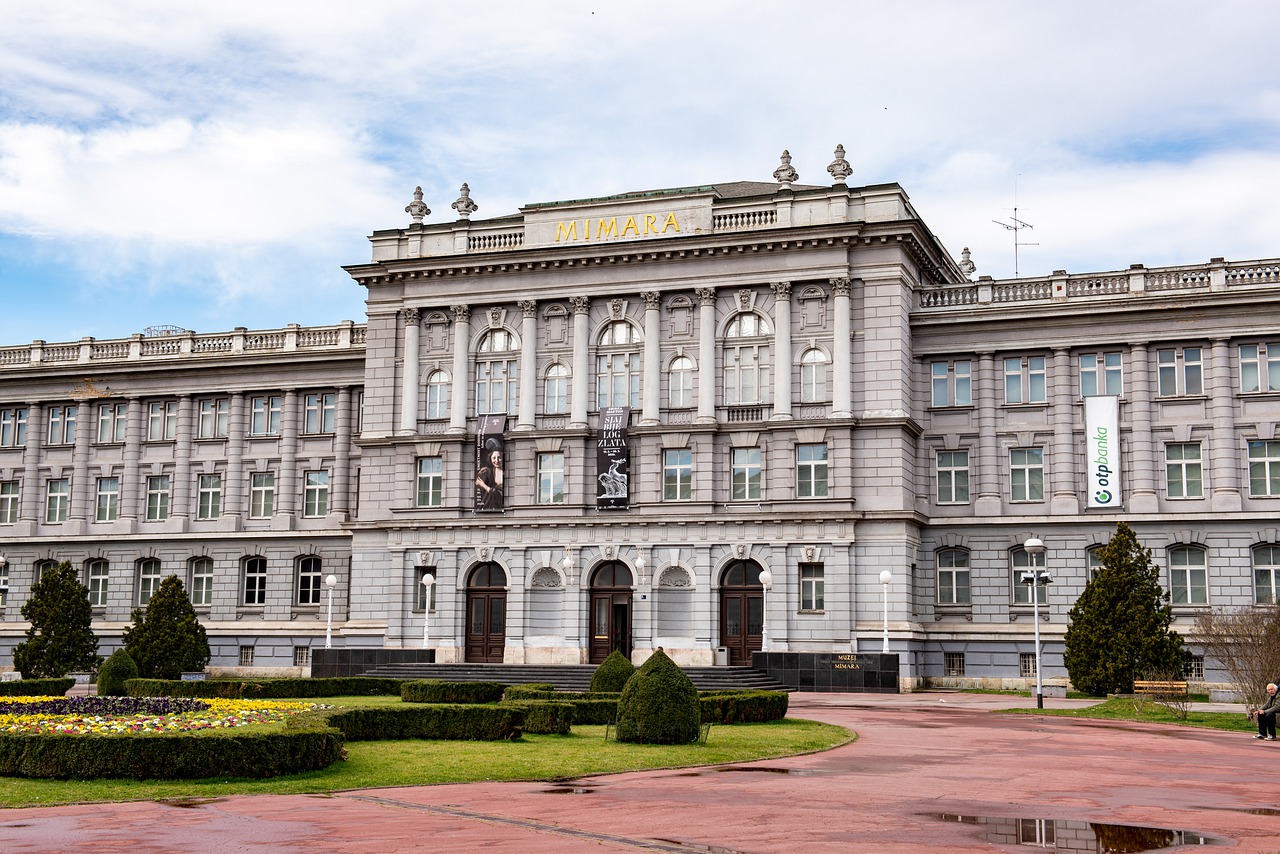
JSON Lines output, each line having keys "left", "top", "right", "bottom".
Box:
{"left": 474, "top": 414, "right": 507, "bottom": 512}
{"left": 596, "top": 406, "right": 630, "bottom": 510}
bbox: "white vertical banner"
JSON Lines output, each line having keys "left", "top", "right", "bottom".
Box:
{"left": 1085, "top": 395, "right": 1121, "bottom": 508}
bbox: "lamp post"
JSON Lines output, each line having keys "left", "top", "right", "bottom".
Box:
{"left": 878, "top": 570, "right": 893, "bottom": 654}
{"left": 757, "top": 568, "right": 773, "bottom": 652}
{"left": 1021, "top": 537, "right": 1052, "bottom": 709}
{"left": 324, "top": 574, "right": 338, "bottom": 650}
{"left": 0, "top": 554, "right": 7, "bottom": 608}
{"left": 421, "top": 573, "right": 435, "bottom": 651}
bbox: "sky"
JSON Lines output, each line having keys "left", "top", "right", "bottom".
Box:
{"left": 1, "top": 1, "right": 1278, "bottom": 345}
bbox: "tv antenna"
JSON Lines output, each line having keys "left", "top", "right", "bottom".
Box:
{"left": 992, "top": 178, "right": 1038, "bottom": 278}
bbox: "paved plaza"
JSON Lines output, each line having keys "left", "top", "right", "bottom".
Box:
{"left": 3, "top": 692, "right": 1279, "bottom": 853}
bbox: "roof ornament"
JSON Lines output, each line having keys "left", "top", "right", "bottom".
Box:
{"left": 773, "top": 149, "right": 798, "bottom": 187}
{"left": 827, "top": 144, "right": 853, "bottom": 184}
{"left": 405, "top": 186, "right": 430, "bottom": 224}
{"left": 451, "top": 183, "right": 479, "bottom": 220}
{"left": 959, "top": 246, "right": 977, "bottom": 278}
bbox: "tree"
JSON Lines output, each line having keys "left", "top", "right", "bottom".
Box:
{"left": 1195, "top": 603, "right": 1280, "bottom": 710}
{"left": 12, "top": 561, "right": 101, "bottom": 678}
{"left": 97, "top": 648, "right": 140, "bottom": 696}
{"left": 1063, "top": 522, "right": 1186, "bottom": 696}
{"left": 122, "top": 575, "right": 210, "bottom": 679}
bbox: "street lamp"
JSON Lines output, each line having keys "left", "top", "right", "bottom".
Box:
{"left": 879, "top": 570, "right": 893, "bottom": 654}
{"left": 757, "top": 568, "right": 773, "bottom": 652}
{"left": 634, "top": 552, "right": 646, "bottom": 579}
{"left": 1021, "top": 538, "right": 1053, "bottom": 709}
{"left": 324, "top": 574, "right": 338, "bottom": 650}
{"left": 421, "top": 573, "right": 436, "bottom": 651}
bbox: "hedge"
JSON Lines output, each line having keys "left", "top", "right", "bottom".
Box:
{"left": 501, "top": 701, "right": 574, "bottom": 735}
{"left": 699, "top": 691, "right": 789, "bottom": 724}
{"left": 125, "top": 677, "right": 404, "bottom": 699}
{"left": 325, "top": 704, "right": 524, "bottom": 741}
{"left": 0, "top": 678, "right": 75, "bottom": 697}
{"left": 502, "top": 686, "right": 621, "bottom": 702}
{"left": 401, "top": 680, "right": 507, "bottom": 704}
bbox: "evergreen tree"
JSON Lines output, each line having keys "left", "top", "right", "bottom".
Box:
{"left": 1063, "top": 522, "right": 1186, "bottom": 696}
{"left": 12, "top": 561, "right": 101, "bottom": 677}
{"left": 122, "top": 575, "right": 210, "bottom": 679}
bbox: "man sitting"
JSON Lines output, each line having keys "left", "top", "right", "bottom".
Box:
{"left": 1251, "top": 682, "right": 1279, "bottom": 740}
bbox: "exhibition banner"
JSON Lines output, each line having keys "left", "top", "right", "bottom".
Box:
{"left": 1084, "top": 395, "right": 1120, "bottom": 508}
{"left": 596, "top": 406, "right": 630, "bottom": 510}
{"left": 474, "top": 414, "right": 507, "bottom": 512}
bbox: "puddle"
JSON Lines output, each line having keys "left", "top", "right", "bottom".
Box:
{"left": 1195, "top": 805, "right": 1280, "bottom": 817}
{"left": 928, "top": 813, "right": 1228, "bottom": 851}
{"left": 158, "top": 798, "right": 223, "bottom": 809}
{"left": 711, "top": 766, "right": 830, "bottom": 776}
{"left": 540, "top": 786, "right": 595, "bottom": 794}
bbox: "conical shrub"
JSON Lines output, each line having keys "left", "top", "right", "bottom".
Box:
{"left": 97, "top": 648, "right": 139, "bottom": 696}
{"left": 589, "top": 649, "right": 635, "bottom": 693}
{"left": 615, "top": 649, "right": 700, "bottom": 744}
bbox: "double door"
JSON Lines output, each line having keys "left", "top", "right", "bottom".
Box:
{"left": 465, "top": 591, "right": 506, "bottom": 663}
{"left": 589, "top": 591, "right": 632, "bottom": 664}
{"left": 719, "top": 588, "right": 764, "bottom": 666}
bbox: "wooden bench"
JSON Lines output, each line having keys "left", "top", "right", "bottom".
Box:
{"left": 1133, "top": 679, "right": 1188, "bottom": 696}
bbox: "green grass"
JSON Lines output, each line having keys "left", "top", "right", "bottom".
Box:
{"left": 0, "top": 696, "right": 851, "bottom": 808}
{"left": 1006, "top": 696, "right": 1254, "bottom": 732}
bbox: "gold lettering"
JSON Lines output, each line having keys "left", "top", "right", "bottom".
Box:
{"left": 621, "top": 215, "right": 639, "bottom": 237}
{"left": 555, "top": 221, "right": 578, "bottom": 242}
{"left": 663, "top": 212, "right": 680, "bottom": 233}
{"left": 583, "top": 219, "right": 590, "bottom": 240}
{"left": 643, "top": 213, "right": 658, "bottom": 234}
{"left": 596, "top": 217, "right": 618, "bottom": 239}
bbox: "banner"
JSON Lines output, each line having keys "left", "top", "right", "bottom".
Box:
{"left": 474, "top": 414, "right": 507, "bottom": 512}
{"left": 596, "top": 406, "right": 630, "bottom": 510}
{"left": 1084, "top": 396, "right": 1120, "bottom": 509}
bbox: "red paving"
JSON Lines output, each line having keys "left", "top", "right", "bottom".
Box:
{"left": 3, "top": 692, "right": 1280, "bottom": 853}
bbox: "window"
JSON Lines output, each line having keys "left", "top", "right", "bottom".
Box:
{"left": 250, "top": 473, "right": 275, "bottom": 518}
{"left": 724, "top": 313, "right": 771, "bottom": 406}
{"left": 243, "top": 557, "right": 267, "bottom": 606}
{"left": 945, "top": 652, "right": 965, "bottom": 677}
{"left": 45, "top": 478, "right": 69, "bottom": 523}
{"left": 238, "top": 646, "right": 255, "bottom": 667}
{"left": 1156, "top": 347, "right": 1202, "bottom": 396}
{"left": 0, "top": 406, "right": 27, "bottom": 447}
{"left": 800, "top": 349, "right": 828, "bottom": 403}
{"left": 1169, "top": 546, "right": 1208, "bottom": 605}
{"left": 1004, "top": 356, "right": 1047, "bottom": 404}
{"left": 1253, "top": 545, "right": 1280, "bottom": 605}
{"left": 46, "top": 404, "right": 76, "bottom": 445}
{"left": 197, "top": 474, "right": 222, "bottom": 519}
{"left": 87, "top": 558, "right": 109, "bottom": 608}
{"left": 1165, "top": 443, "right": 1203, "bottom": 499}
{"left": 543, "top": 364, "right": 569, "bottom": 414}
{"left": 426, "top": 370, "right": 450, "bottom": 419}
{"left": 937, "top": 549, "right": 971, "bottom": 605}
{"left": 1249, "top": 440, "right": 1280, "bottom": 497}
{"left": 250, "top": 395, "right": 283, "bottom": 436}
{"left": 930, "top": 360, "right": 972, "bottom": 407}
{"left": 97, "top": 403, "right": 128, "bottom": 443}
{"left": 936, "top": 451, "right": 970, "bottom": 504}
{"left": 147, "top": 401, "right": 177, "bottom": 441}
{"left": 95, "top": 477, "right": 120, "bottom": 522}
{"left": 303, "top": 471, "right": 329, "bottom": 517}
{"left": 297, "top": 556, "right": 323, "bottom": 605}
{"left": 1184, "top": 655, "right": 1204, "bottom": 680}
{"left": 293, "top": 647, "right": 310, "bottom": 667}
{"left": 137, "top": 558, "right": 162, "bottom": 606}
{"left": 416, "top": 457, "right": 443, "bottom": 507}
{"left": 145, "top": 475, "right": 170, "bottom": 521}
{"left": 1240, "top": 343, "right": 1280, "bottom": 393}
{"left": 0, "top": 481, "right": 18, "bottom": 524}
{"left": 538, "top": 452, "right": 565, "bottom": 504}
{"left": 477, "top": 328, "right": 519, "bottom": 414}
{"left": 669, "top": 356, "right": 694, "bottom": 408}
{"left": 416, "top": 566, "right": 437, "bottom": 611}
{"left": 189, "top": 557, "right": 213, "bottom": 608}
{"left": 800, "top": 564, "right": 824, "bottom": 611}
{"left": 731, "top": 448, "right": 762, "bottom": 500}
{"left": 1079, "top": 352, "right": 1123, "bottom": 397}
{"left": 304, "top": 393, "right": 336, "bottom": 434}
{"left": 1011, "top": 549, "right": 1049, "bottom": 605}
{"left": 1019, "top": 653, "right": 1038, "bottom": 678}
{"left": 1087, "top": 547, "right": 1105, "bottom": 581}
{"left": 596, "top": 320, "right": 641, "bottom": 410}
{"left": 796, "top": 444, "right": 828, "bottom": 498}
{"left": 197, "top": 398, "right": 230, "bottom": 438}
{"left": 663, "top": 449, "right": 692, "bottom": 501}
{"left": 1009, "top": 448, "right": 1044, "bottom": 502}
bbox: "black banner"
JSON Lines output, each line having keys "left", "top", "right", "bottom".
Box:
{"left": 596, "top": 406, "right": 630, "bottom": 510}
{"left": 474, "top": 414, "right": 507, "bottom": 512}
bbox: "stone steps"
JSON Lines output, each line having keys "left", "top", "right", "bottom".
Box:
{"left": 359, "top": 663, "right": 792, "bottom": 693}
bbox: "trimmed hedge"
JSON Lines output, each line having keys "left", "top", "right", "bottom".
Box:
{"left": 590, "top": 650, "right": 636, "bottom": 692}
{"left": 699, "top": 691, "right": 789, "bottom": 724}
{"left": 502, "top": 701, "right": 574, "bottom": 735}
{"left": 501, "top": 687, "right": 621, "bottom": 724}
{"left": 125, "top": 677, "right": 404, "bottom": 699}
{"left": 0, "top": 678, "right": 75, "bottom": 697}
{"left": 96, "top": 650, "right": 139, "bottom": 697}
{"left": 326, "top": 704, "right": 524, "bottom": 741}
{"left": 616, "top": 651, "right": 701, "bottom": 744}
{"left": 401, "top": 680, "right": 507, "bottom": 704}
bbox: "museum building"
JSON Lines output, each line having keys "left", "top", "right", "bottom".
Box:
{"left": 2, "top": 148, "right": 1279, "bottom": 689}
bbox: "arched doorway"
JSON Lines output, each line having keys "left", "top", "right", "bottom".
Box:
{"left": 588, "top": 562, "right": 633, "bottom": 664}
{"left": 465, "top": 563, "right": 507, "bottom": 663}
{"left": 719, "top": 560, "right": 765, "bottom": 665}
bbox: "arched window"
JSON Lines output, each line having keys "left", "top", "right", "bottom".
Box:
{"left": 86, "top": 558, "right": 109, "bottom": 608}
{"left": 1253, "top": 545, "right": 1280, "bottom": 604}
{"left": 669, "top": 355, "right": 694, "bottom": 408}
{"left": 800, "top": 348, "right": 828, "bottom": 403}
{"left": 1086, "top": 546, "right": 1105, "bottom": 581}
{"left": 476, "top": 329, "right": 519, "bottom": 415}
{"left": 596, "top": 320, "right": 640, "bottom": 409}
{"left": 936, "top": 549, "right": 970, "bottom": 605}
{"left": 590, "top": 563, "right": 633, "bottom": 588}
{"left": 724, "top": 313, "right": 771, "bottom": 405}
{"left": 1011, "top": 548, "right": 1049, "bottom": 606}
{"left": 1168, "top": 545, "right": 1208, "bottom": 605}
{"left": 468, "top": 563, "right": 507, "bottom": 588}
{"left": 544, "top": 363, "right": 569, "bottom": 414}
{"left": 297, "top": 555, "right": 323, "bottom": 606}
{"left": 137, "top": 558, "right": 163, "bottom": 606}
{"left": 425, "top": 370, "right": 450, "bottom": 419}
{"left": 720, "top": 560, "right": 765, "bottom": 587}
{"left": 189, "top": 557, "right": 213, "bottom": 608}
{"left": 243, "top": 556, "right": 267, "bottom": 606}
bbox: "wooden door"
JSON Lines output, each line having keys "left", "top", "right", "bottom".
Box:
{"left": 465, "top": 591, "right": 506, "bottom": 662}
{"left": 719, "top": 560, "right": 764, "bottom": 665}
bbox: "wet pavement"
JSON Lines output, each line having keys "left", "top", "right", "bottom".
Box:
{"left": 3, "top": 691, "right": 1279, "bottom": 853}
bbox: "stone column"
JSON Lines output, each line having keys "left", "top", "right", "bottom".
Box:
{"left": 696, "top": 287, "right": 717, "bottom": 423}
{"left": 399, "top": 308, "right": 420, "bottom": 435}
{"left": 1209, "top": 338, "right": 1242, "bottom": 512}
{"left": 19, "top": 403, "right": 43, "bottom": 522}
{"left": 974, "top": 352, "right": 1002, "bottom": 516}
{"left": 771, "top": 281, "right": 793, "bottom": 420}
{"left": 570, "top": 297, "right": 590, "bottom": 428}
{"left": 171, "top": 395, "right": 194, "bottom": 521}
{"left": 332, "top": 386, "right": 353, "bottom": 516}
{"left": 1127, "top": 343, "right": 1158, "bottom": 512}
{"left": 516, "top": 300, "right": 538, "bottom": 431}
{"left": 641, "top": 291, "right": 661, "bottom": 425}
{"left": 831, "top": 277, "right": 853, "bottom": 417}
{"left": 120, "top": 398, "right": 142, "bottom": 521}
{"left": 448, "top": 305, "right": 470, "bottom": 435}
{"left": 69, "top": 401, "right": 93, "bottom": 526}
{"left": 277, "top": 390, "right": 299, "bottom": 520}
{"left": 225, "top": 393, "right": 246, "bottom": 518}
{"left": 1049, "top": 348, "right": 1080, "bottom": 514}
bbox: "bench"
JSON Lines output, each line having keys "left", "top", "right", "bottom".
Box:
{"left": 1133, "top": 680, "right": 1187, "bottom": 696}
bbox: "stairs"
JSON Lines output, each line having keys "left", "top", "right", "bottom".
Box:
{"left": 358, "top": 662, "right": 791, "bottom": 693}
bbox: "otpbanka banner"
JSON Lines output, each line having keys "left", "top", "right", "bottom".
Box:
{"left": 474, "top": 414, "right": 507, "bottom": 512}
{"left": 1084, "top": 396, "right": 1120, "bottom": 509}
{"left": 596, "top": 406, "right": 630, "bottom": 510}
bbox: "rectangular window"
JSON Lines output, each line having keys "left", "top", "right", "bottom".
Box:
{"left": 800, "top": 564, "right": 824, "bottom": 611}
{"left": 303, "top": 471, "right": 329, "bottom": 517}
{"left": 1019, "top": 653, "right": 1038, "bottom": 678}
{"left": 190, "top": 557, "right": 214, "bottom": 607}
{"left": 930, "top": 360, "right": 971, "bottom": 407}
{"left": 1249, "top": 440, "right": 1280, "bottom": 497}
{"left": 250, "top": 473, "right": 276, "bottom": 518}
{"left": 936, "top": 451, "right": 970, "bottom": 504}
{"left": 238, "top": 646, "right": 255, "bottom": 667}
{"left": 538, "top": 452, "right": 565, "bottom": 505}
{"left": 945, "top": 652, "right": 965, "bottom": 677}
{"left": 197, "top": 474, "right": 222, "bottom": 519}
{"left": 250, "top": 395, "right": 283, "bottom": 436}
{"left": 96, "top": 403, "right": 128, "bottom": 443}
{"left": 1156, "top": 348, "right": 1203, "bottom": 396}
{"left": 0, "top": 480, "right": 18, "bottom": 524}
{"left": 145, "top": 475, "right": 171, "bottom": 521}
{"left": 147, "top": 401, "right": 177, "bottom": 441}
{"left": 0, "top": 407, "right": 27, "bottom": 447}
{"left": 416, "top": 566, "right": 437, "bottom": 611}
{"left": 937, "top": 550, "right": 971, "bottom": 605}
{"left": 1004, "top": 356, "right": 1047, "bottom": 404}
{"left": 663, "top": 449, "right": 693, "bottom": 501}
{"left": 477, "top": 359, "right": 519, "bottom": 414}
{"left": 46, "top": 404, "right": 77, "bottom": 445}
{"left": 1165, "top": 443, "right": 1203, "bottom": 499}
{"left": 294, "top": 646, "right": 310, "bottom": 667}
{"left": 1169, "top": 548, "right": 1208, "bottom": 605}
{"left": 304, "top": 392, "right": 336, "bottom": 434}
{"left": 1009, "top": 448, "right": 1044, "bottom": 502}
{"left": 95, "top": 477, "right": 120, "bottom": 522}
{"left": 1240, "top": 343, "right": 1280, "bottom": 393}
{"left": 197, "top": 398, "right": 230, "bottom": 439}
{"left": 1079, "top": 352, "right": 1123, "bottom": 397}
{"left": 137, "top": 559, "right": 162, "bottom": 606}
{"left": 416, "top": 457, "right": 444, "bottom": 507}
{"left": 796, "top": 444, "right": 829, "bottom": 498}
{"left": 243, "top": 558, "right": 267, "bottom": 606}
{"left": 1184, "top": 655, "right": 1205, "bottom": 680}
{"left": 46, "top": 479, "right": 69, "bottom": 523}
{"left": 723, "top": 345, "right": 768, "bottom": 407}
{"left": 731, "top": 447, "right": 763, "bottom": 500}
{"left": 87, "top": 559, "right": 109, "bottom": 608}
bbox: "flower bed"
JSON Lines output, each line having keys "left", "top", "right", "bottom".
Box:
{"left": 0, "top": 695, "right": 321, "bottom": 735}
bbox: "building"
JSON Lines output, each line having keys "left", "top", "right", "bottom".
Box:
{"left": 2, "top": 149, "right": 1279, "bottom": 688}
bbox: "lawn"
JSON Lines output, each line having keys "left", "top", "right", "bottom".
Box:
{"left": 1006, "top": 696, "right": 1255, "bottom": 733}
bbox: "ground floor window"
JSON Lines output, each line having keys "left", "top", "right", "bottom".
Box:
{"left": 945, "top": 652, "right": 965, "bottom": 677}
{"left": 238, "top": 646, "right": 255, "bottom": 667}
{"left": 1019, "top": 653, "right": 1037, "bottom": 678}
{"left": 293, "top": 646, "right": 310, "bottom": 667}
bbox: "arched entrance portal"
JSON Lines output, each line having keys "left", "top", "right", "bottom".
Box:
{"left": 719, "top": 560, "right": 765, "bottom": 666}
{"left": 588, "top": 562, "right": 633, "bottom": 664}
{"left": 465, "top": 563, "right": 507, "bottom": 663}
